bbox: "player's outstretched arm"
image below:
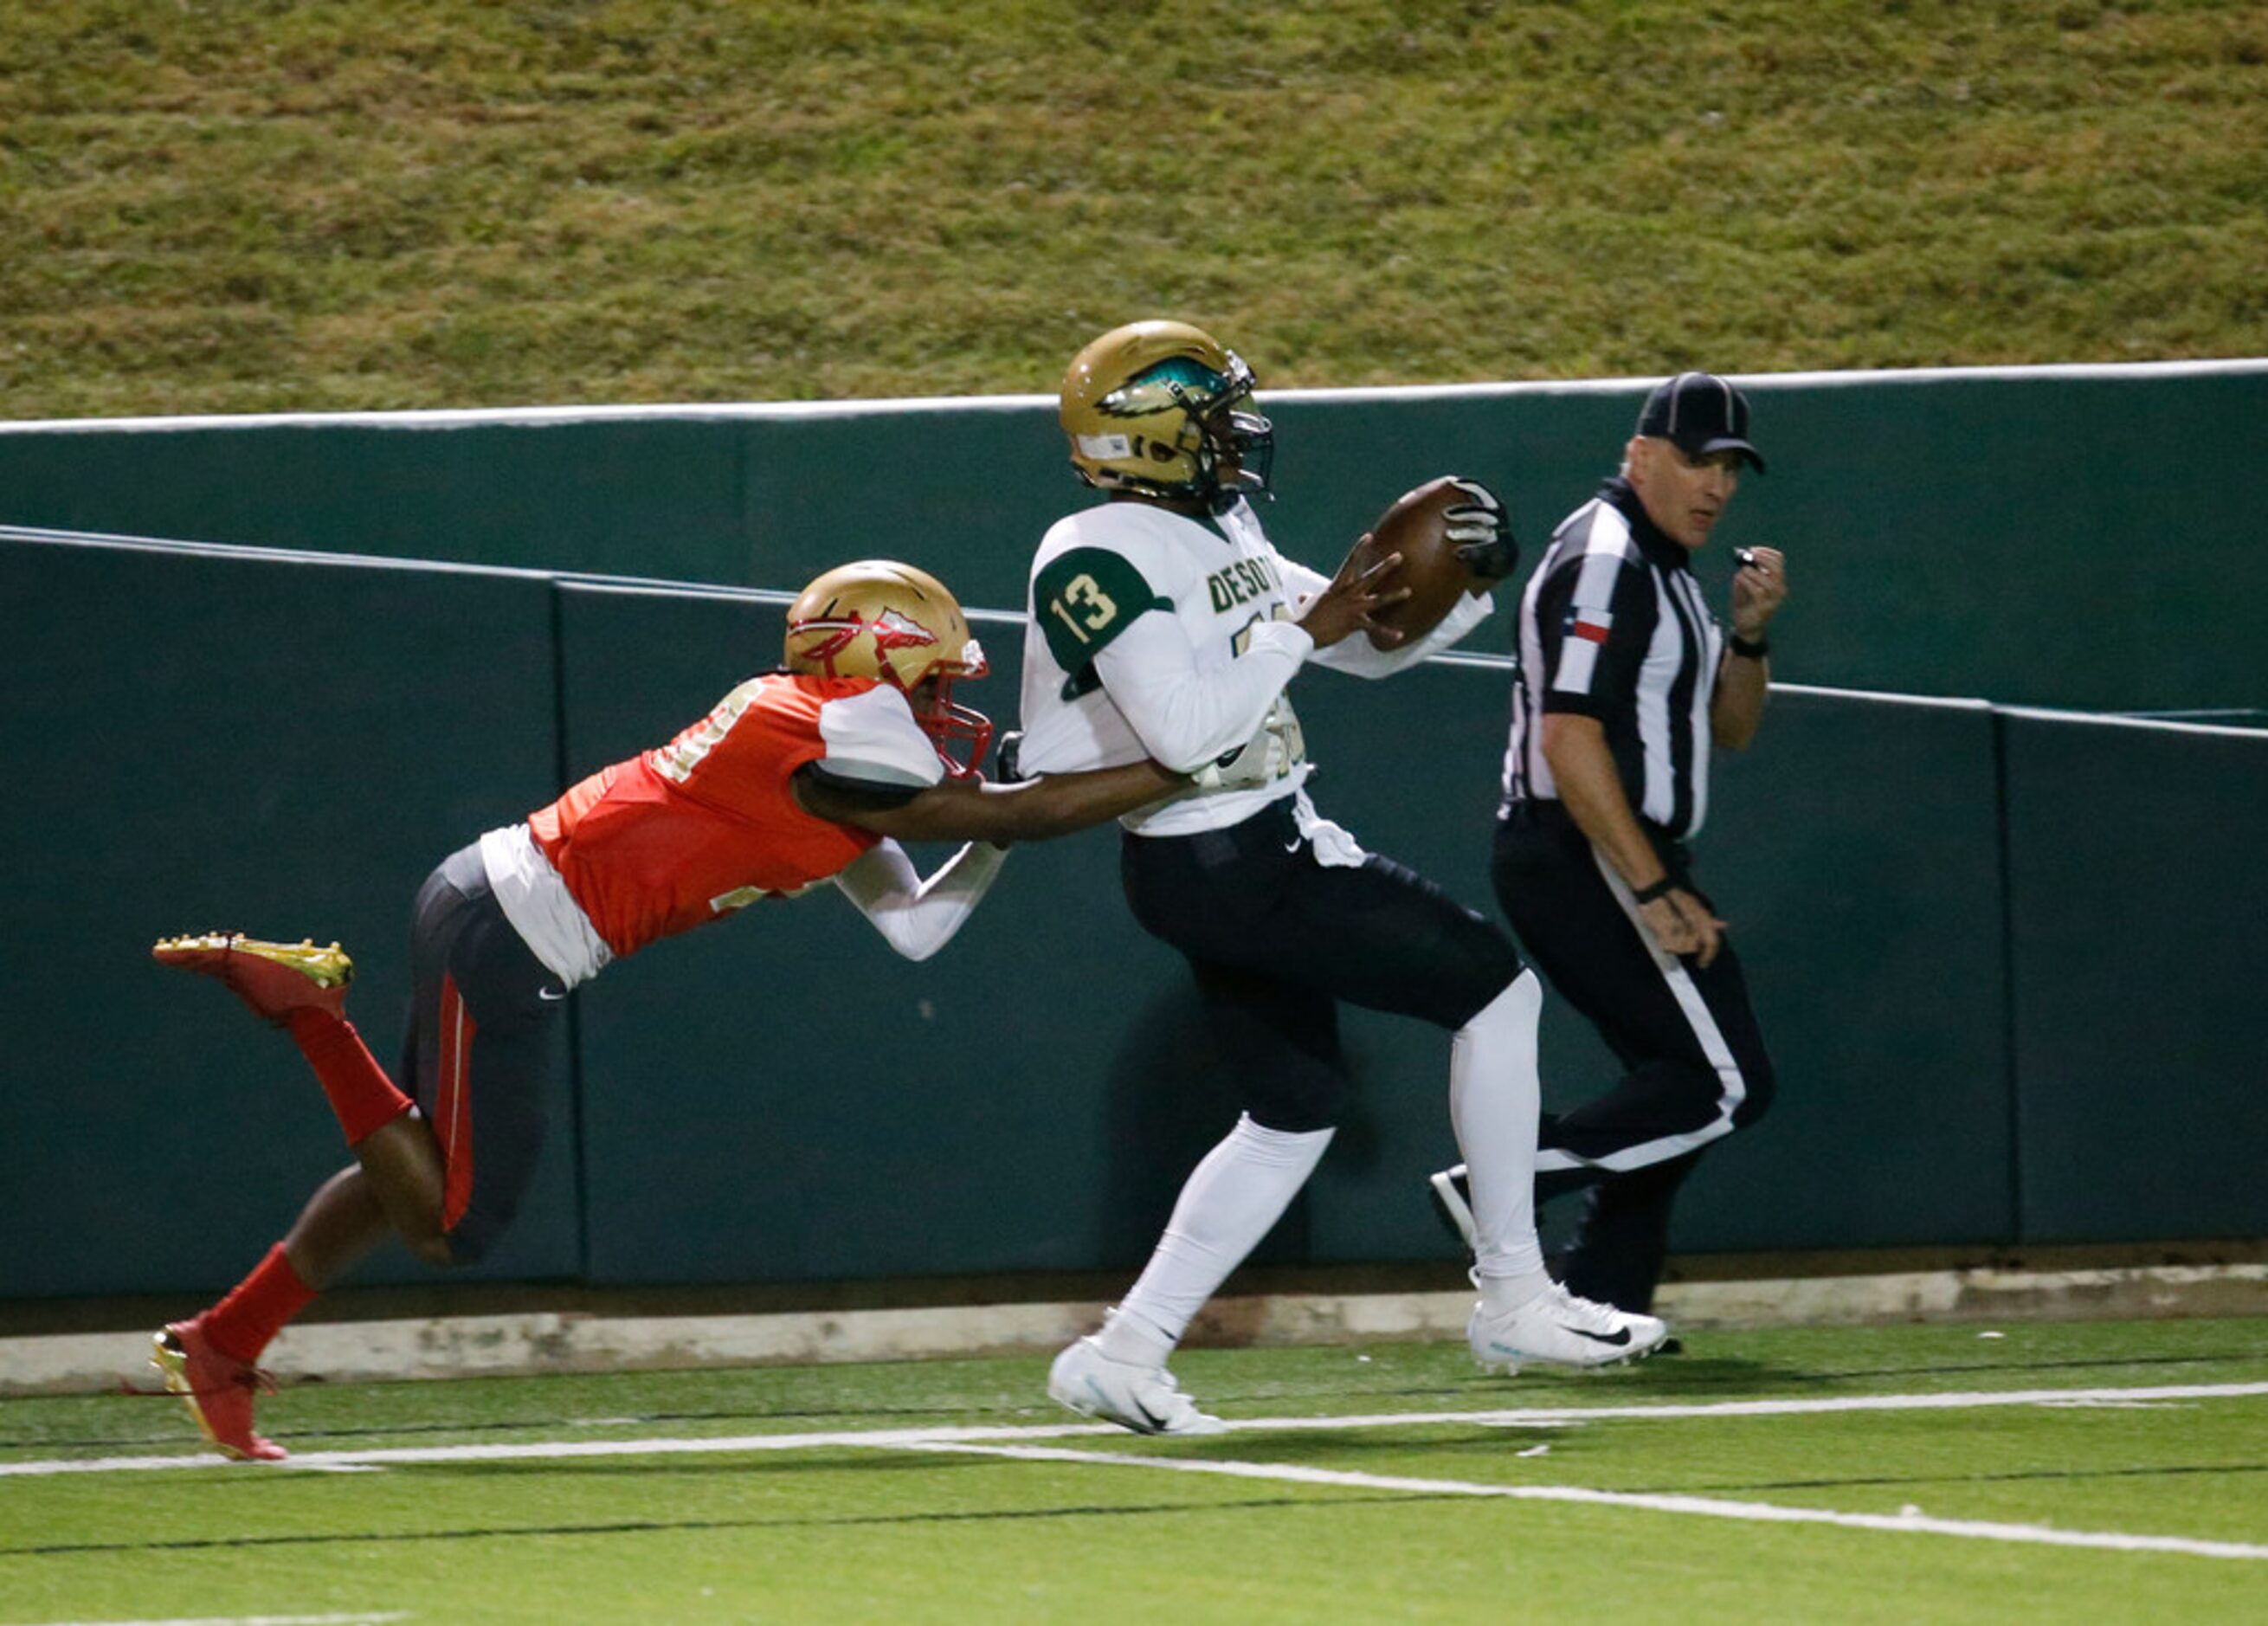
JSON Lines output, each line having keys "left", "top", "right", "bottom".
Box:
{"left": 833, "top": 839, "right": 1008, "bottom": 963}
{"left": 796, "top": 758, "right": 1187, "bottom": 847}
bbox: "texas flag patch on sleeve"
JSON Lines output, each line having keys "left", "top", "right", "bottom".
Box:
{"left": 1554, "top": 606, "right": 1614, "bottom": 694}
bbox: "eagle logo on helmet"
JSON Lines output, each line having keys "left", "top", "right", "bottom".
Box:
{"left": 1095, "top": 356, "right": 1232, "bottom": 421}
{"left": 1060, "top": 319, "right": 1275, "bottom": 513}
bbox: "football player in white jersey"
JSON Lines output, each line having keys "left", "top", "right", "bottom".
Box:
{"left": 1021, "top": 321, "right": 1671, "bottom": 1435}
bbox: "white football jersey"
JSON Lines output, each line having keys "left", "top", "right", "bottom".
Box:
{"left": 1018, "top": 496, "right": 1491, "bottom": 837}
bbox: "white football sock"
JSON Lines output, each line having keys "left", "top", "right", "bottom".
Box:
{"left": 1451, "top": 970, "right": 1550, "bottom": 1300}
{"left": 1098, "top": 1113, "right": 1334, "bottom": 1366}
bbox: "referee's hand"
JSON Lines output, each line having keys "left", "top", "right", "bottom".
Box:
{"left": 1640, "top": 888, "right": 1725, "bottom": 968}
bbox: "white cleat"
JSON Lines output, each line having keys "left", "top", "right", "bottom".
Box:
{"left": 1047, "top": 1335, "right": 1227, "bottom": 1436}
{"left": 1468, "top": 1281, "right": 1670, "bottom": 1376}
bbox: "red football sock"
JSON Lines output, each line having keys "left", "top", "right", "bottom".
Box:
{"left": 201, "top": 1243, "right": 316, "bottom": 1365}
{"left": 287, "top": 1009, "right": 414, "bottom": 1147}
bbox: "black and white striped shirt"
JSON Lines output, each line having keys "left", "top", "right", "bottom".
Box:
{"left": 1500, "top": 478, "right": 1723, "bottom": 839}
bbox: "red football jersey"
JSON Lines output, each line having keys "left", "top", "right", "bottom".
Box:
{"left": 527, "top": 673, "right": 939, "bottom": 959}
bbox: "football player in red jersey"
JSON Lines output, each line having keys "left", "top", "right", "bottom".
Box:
{"left": 148, "top": 559, "right": 1245, "bottom": 1462}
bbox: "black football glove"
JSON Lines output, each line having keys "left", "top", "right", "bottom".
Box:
{"left": 1444, "top": 478, "right": 1518, "bottom": 583}
{"left": 993, "top": 730, "right": 1028, "bottom": 784}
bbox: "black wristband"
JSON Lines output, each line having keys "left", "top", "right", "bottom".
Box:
{"left": 1728, "top": 633, "right": 1770, "bottom": 660}
{"left": 1631, "top": 876, "right": 1678, "bottom": 905}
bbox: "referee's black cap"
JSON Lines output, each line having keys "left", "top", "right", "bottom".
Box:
{"left": 1636, "top": 372, "right": 1767, "bottom": 474}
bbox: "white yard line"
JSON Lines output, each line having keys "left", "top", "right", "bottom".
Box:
{"left": 6, "top": 1381, "right": 2265, "bottom": 1480}
{"left": 902, "top": 1439, "right": 2268, "bottom": 1562}
{"left": 9, "top": 1378, "right": 2258, "bottom": 1478}
{"left": 6, "top": 1382, "right": 2265, "bottom": 1565}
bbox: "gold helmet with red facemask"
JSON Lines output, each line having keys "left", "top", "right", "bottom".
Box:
{"left": 783, "top": 560, "right": 994, "bottom": 778}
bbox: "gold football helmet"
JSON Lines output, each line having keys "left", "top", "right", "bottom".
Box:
{"left": 783, "top": 559, "right": 993, "bottom": 778}
{"left": 1060, "top": 319, "right": 1274, "bottom": 510}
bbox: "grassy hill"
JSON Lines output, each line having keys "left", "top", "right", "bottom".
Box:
{"left": 3, "top": 0, "right": 2263, "bottom": 419}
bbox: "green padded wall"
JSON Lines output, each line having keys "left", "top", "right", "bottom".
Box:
{"left": 4, "top": 529, "right": 2258, "bottom": 1304}
{"left": 2001, "top": 712, "right": 2268, "bottom": 1242}
{"left": 0, "top": 537, "right": 578, "bottom": 1297}
{"left": 745, "top": 403, "right": 1076, "bottom": 616}
{"left": 5, "top": 359, "right": 2265, "bottom": 712}
{"left": 1693, "top": 689, "right": 2016, "bottom": 1249}
{"left": 1260, "top": 365, "right": 2268, "bottom": 713}
{"left": 0, "top": 416, "right": 752, "bottom": 578}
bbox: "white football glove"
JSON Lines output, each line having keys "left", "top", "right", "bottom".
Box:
{"left": 1190, "top": 699, "right": 1302, "bottom": 791}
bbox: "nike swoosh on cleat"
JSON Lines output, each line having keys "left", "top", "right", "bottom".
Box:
{"left": 1571, "top": 1327, "right": 1633, "bottom": 1347}
{"left": 1079, "top": 1377, "right": 1168, "bottom": 1434}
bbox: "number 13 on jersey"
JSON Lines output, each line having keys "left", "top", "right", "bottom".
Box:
{"left": 1034, "top": 546, "right": 1170, "bottom": 673}
{"left": 1049, "top": 573, "right": 1117, "bottom": 645}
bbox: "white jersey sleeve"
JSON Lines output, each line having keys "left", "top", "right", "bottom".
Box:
{"left": 1091, "top": 604, "right": 1310, "bottom": 772}
{"left": 813, "top": 684, "right": 946, "bottom": 792}
{"left": 1278, "top": 552, "right": 1496, "bottom": 677}
{"left": 833, "top": 837, "right": 1006, "bottom": 962}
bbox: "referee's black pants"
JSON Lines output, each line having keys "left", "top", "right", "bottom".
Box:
{"left": 1122, "top": 797, "right": 1524, "bottom": 1135}
{"left": 1492, "top": 800, "right": 1775, "bottom": 1313}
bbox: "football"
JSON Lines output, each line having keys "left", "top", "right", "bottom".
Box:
{"left": 1339, "top": 475, "right": 1488, "bottom": 650}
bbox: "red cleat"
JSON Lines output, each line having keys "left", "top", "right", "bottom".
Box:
{"left": 151, "top": 1319, "right": 287, "bottom": 1462}
{"left": 152, "top": 932, "right": 353, "bottom": 1027}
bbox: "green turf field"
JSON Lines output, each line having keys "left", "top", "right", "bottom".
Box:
{"left": 3, "top": 1316, "right": 2264, "bottom": 1623}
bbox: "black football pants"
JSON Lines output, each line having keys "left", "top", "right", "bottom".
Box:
{"left": 401, "top": 843, "right": 566, "bottom": 1265}
{"left": 1122, "top": 797, "right": 1524, "bottom": 1134}
{"left": 1492, "top": 801, "right": 1775, "bottom": 1313}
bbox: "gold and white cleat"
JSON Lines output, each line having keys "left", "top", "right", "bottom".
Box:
{"left": 152, "top": 932, "right": 354, "bottom": 1025}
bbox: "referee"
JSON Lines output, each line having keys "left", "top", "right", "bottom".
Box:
{"left": 1430, "top": 371, "right": 1788, "bottom": 1317}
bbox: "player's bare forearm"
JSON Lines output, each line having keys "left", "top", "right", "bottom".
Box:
{"left": 810, "top": 760, "right": 1185, "bottom": 846}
